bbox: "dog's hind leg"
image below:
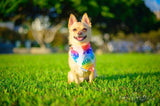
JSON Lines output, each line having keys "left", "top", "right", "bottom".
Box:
{"left": 89, "top": 71, "right": 94, "bottom": 83}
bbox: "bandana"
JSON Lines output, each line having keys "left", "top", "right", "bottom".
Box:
{"left": 70, "top": 43, "right": 95, "bottom": 72}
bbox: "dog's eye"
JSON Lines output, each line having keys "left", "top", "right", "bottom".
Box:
{"left": 73, "top": 28, "right": 77, "bottom": 32}
{"left": 82, "top": 28, "right": 87, "bottom": 32}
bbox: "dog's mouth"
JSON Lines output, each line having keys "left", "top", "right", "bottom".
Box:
{"left": 74, "top": 35, "right": 87, "bottom": 41}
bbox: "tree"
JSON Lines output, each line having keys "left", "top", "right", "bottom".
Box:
{"left": 0, "top": 0, "right": 159, "bottom": 34}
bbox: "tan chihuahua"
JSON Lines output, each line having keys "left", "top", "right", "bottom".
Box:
{"left": 68, "top": 13, "right": 97, "bottom": 84}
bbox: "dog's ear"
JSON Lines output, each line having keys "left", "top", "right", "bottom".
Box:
{"left": 68, "top": 14, "right": 77, "bottom": 28}
{"left": 81, "top": 13, "right": 91, "bottom": 27}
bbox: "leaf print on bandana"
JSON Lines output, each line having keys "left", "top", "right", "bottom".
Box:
{"left": 71, "top": 48, "right": 79, "bottom": 62}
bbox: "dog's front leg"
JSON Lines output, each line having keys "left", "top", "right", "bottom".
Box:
{"left": 73, "top": 73, "right": 79, "bottom": 84}
{"left": 89, "top": 71, "right": 94, "bottom": 83}
{"left": 68, "top": 71, "right": 74, "bottom": 84}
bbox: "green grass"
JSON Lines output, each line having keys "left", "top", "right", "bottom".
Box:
{"left": 0, "top": 54, "right": 160, "bottom": 106}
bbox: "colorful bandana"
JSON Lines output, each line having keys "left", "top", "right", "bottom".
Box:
{"left": 70, "top": 43, "right": 95, "bottom": 72}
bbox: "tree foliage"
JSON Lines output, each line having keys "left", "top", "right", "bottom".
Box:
{"left": 0, "top": 0, "right": 159, "bottom": 33}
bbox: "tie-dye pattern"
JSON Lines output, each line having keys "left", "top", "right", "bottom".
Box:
{"left": 70, "top": 43, "right": 95, "bottom": 72}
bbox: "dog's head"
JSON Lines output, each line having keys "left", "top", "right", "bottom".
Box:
{"left": 68, "top": 13, "right": 91, "bottom": 45}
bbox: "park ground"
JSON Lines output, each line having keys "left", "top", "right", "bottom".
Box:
{"left": 0, "top": 53, "right": 160, "bottom": 105}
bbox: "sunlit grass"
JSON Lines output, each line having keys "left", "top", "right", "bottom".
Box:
{"left": 0, "top": 54, "right": 160, "bottom": 105}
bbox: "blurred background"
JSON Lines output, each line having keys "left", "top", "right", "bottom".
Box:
{"left": 0, "top": 0, "right": 160, "bottom": 54}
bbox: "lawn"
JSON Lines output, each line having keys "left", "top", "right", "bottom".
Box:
{"left": 0, "top": 53, "right": 160, "bottom": 106}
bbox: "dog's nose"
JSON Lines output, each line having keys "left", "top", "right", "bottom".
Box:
{"left": 77, "top": 31, "right": 82, "bottom": 35}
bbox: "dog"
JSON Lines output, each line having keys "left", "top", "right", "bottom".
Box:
{"left": 68, "top": 13, "right": 97, "bottom": 84}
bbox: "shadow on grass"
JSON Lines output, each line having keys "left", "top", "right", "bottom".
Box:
{"left": 96, "top": 71, "right": 160, "bottom": 81}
